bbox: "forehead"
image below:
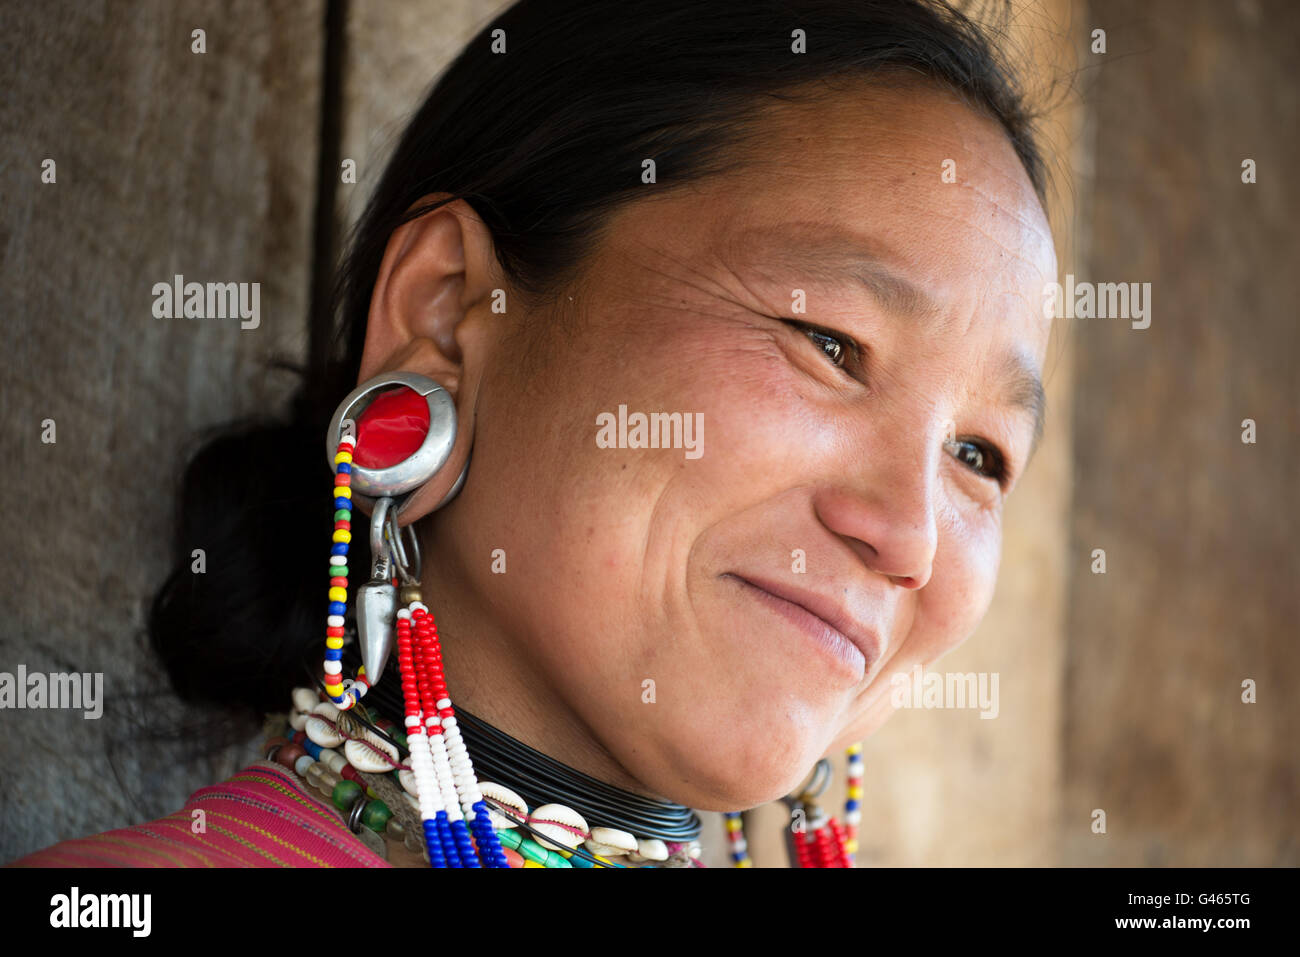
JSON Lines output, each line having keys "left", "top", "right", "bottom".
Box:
{"left": 701, "top": 77, "right": 1056, "bottom": 359}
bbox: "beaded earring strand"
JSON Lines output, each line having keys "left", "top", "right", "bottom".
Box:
{"left": 323, "top": 431, "right": 506, "bottom": 867}
{"left": 396, "top": 596, "right": 507, "bottom": 868}
{"left": 844, "top": 742, "right": 864, "bottom": 863}
{"left": 723, "top": 811, "right": 752, "bottom": 867}
{"left": 322, "top": 434, "right": 370, "bottom": 710}
{"left": 722, "top": 744, "right": 863, "bottom": 867}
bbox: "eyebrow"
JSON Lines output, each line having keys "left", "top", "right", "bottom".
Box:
{"left": 737, "top": 228, "right": 1048, "bottom": 458}
{"left": 996, "top": 349, "right": 1047, "bottom": 461}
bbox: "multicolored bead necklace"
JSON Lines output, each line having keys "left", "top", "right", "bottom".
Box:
{"left": 270, "top": 685, "right": 703, "bottom": 867}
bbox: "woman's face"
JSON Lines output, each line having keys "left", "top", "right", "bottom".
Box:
{"left": 421, "top": 79, "right": 1056, "bottom": 809}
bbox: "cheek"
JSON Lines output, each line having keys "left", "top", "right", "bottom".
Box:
{"left": 920, "top": 501, "right": 1004, "bottom": 655}
{"left": 849, "top": 503, "right": 1003, "bottom": 746}
{"left": 454, "top": 317, "right": 723, "bottom": 655}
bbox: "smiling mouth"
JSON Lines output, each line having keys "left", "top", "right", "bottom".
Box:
{"left": 720, "top": 572, "right": 875, "bottom": 680}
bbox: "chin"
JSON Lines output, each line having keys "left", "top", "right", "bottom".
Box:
{"left": 633, "top": 696, "right": 838, "bottom": 811}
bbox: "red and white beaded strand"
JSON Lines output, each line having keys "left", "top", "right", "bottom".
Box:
{"left": 394, "top": 599, "right": 507, "bottom": 866}
{"left": 723, "top": 743, "right": 862, "bottom": 867}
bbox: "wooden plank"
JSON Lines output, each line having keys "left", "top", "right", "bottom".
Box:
{"left": 1065, "top": 0, "right": 1298, "bottom": 866}
{"left": 0, "top": 0, "right": 324, "bottom": 862}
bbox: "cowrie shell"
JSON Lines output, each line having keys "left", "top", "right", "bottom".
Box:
{"left": 305, "top": 702, "right": 346, "bottom": 748}
{"left": 398, "top": 767, "right": 418, "bottom": 797}
{"left": 628, "top": 838, "right": 669, "bottom": 862}
{"left": 587, "top": 826, "right": 637, "bottom": 855}
{"left": 344, "top": 729, "right": 400, "bottom": 772}
{"left": 292, "top": 687, "right": 320, "bottom": 713}
{"left": 478, "top": 782, "right": 528, "bottom": 830}
{"left": 584, "top": 840, "right": 630, "bottom": 859}
{"left": 529, "top": 803, "right": 588, "bottom": 851}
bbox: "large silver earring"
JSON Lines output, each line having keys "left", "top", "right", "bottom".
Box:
{"left": 326, "top": 370, "right": 465, "bottom": 502}
{"left": 325, "top": 371, "right": 469, "bottom": 682}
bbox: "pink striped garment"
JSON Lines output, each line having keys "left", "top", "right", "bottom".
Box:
{"left": 7, "top": 761, "right": 389, "bottom": 868}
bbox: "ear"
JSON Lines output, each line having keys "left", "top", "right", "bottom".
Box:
{"left": 354, "top": 195, "right": 502, "bottom": 525}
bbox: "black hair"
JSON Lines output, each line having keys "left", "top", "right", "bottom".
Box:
{"left": 148, "top": 0, "right": 1048, "bottom": 739}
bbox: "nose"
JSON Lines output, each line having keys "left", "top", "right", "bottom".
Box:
{"left": 812, "top": 438, "right": 939, "bottom": 590}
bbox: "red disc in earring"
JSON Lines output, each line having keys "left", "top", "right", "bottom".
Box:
{"left": 351, "top": 386, "right": 432, "bottom": 469}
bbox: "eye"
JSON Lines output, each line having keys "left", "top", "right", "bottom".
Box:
{"left": 789, "top": 320, "right": 859, "bottom": 370}
{"left": 944, "top": 436, "right": 1008, "bottom": 486}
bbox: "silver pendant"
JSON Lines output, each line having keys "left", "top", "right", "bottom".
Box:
{"left": 356, "top": 497, "right": 399, "bottom": 685}
{"left": 356, "top": 575, "right": 398, "bottom": 686}
{"left": 354, "top": 495, "right": 424, "bottom": 687}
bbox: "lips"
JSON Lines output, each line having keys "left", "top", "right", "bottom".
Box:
{"left": 722, "top": 572, "right": 882, "bottom": 673}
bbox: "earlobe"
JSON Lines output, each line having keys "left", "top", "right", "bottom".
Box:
{"left": 392, "top": 377, "right": 476, "bottom": 523}
{"left": 325, "top": 369, "right": 470, "bottom": 532}
{"left": 337, "top": 334, "right": 479, "bottom": 526}
{"left": 326, "top": 371, "right": 460, "bottom": 503}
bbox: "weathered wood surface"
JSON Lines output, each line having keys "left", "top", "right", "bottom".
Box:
{"left": 1065, "top": 0, "right": 1298, "bottom": 866}
{"left": 0, "top": 0, "right": 324, "bottom": 862}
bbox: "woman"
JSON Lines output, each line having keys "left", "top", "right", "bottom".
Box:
{"left": 11, "top": 0, "right": 1054, "bottom": 868}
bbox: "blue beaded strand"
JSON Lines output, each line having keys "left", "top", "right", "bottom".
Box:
{"left": 469, "top": 802, "right": 509, "bottom": 868}
{"left": 433, "top": 809, "right": 462, "bottom": 867}
{"left": 450, "top": 818, "right": 481, "bottom": 868}
{"left": 421, "top": 820, "right": 447, "bottom": 868}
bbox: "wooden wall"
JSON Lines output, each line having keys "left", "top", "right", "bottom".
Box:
{"left": 1063, "top": 0, "right": 1298, "bottom": 866}
{"left": 0, "top": 0, "right": 324, "bottom": 861}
